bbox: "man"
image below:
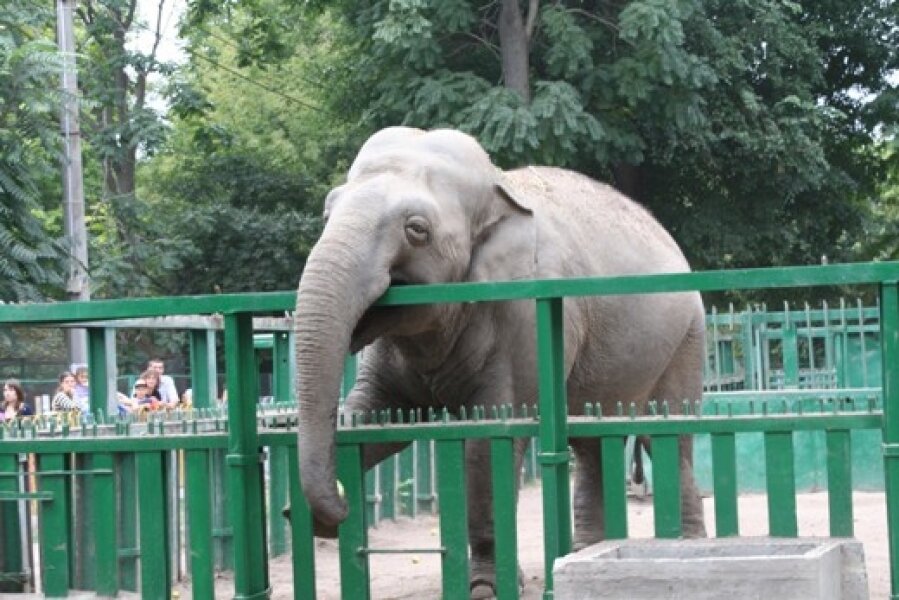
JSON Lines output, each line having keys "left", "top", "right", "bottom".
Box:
{"left": 148, "top": 358, "right": 179, "bottom": 407}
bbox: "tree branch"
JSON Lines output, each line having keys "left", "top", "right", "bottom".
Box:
{"left": 123, "top": 0, "right": 138, "bottom": 30}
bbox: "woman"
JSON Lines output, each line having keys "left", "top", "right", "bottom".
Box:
{"left": 2, "top": 379, "right": 34, "bottom": 420}
{"left": 52, "top": 371, "right": 84, "bottom": 412}
{"left": 73, "top": 365, "right": 90, "bottom": 406}
{"left": 140, "top": 369, "right": 162, "bottom": 407}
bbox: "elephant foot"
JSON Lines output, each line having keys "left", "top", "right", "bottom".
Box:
{"left": 281, "top": 503, "right": 340, "bottom": 538}
{"left": 682, "top": 519, "right": 707, "bottom": 538}
{"left": 469, "top": 570, "right": 525, "bottom": 599}
{"left": 470, "top": 578, "right": 496, "bottom": 600}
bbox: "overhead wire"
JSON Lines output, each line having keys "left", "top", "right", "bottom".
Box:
{"left": 129, "top": 12, "right": 327, "bottom": 113}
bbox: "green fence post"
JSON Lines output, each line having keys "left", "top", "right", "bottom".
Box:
{"left": 437, "top": 439, "right": 470, "bottom": 599}
{"left": 652, "top": 435, "right": 682, "bottom": 538}
{"left": 224, "top": 312, "right": 270, "bottom": 600}
{"left": 380, "top": 456, "right": 396, "bottom": 521}
{"left": 782, "top": 322, "right": 799, "bottom": 389}
{"left": 269, "top": 332, "right": 292, "bottom": 557}
{"left": 0, "top": 453, "right": 23, "bottom": 593}
{"left": 185, "top": 448, "right": 215, "bottom": 600}
{"left": 137, "top": 451, "right": 169, "bottom": 600}
{"left": 91, "top": 452, "right": 117, "bottom": 596}
{"left": 600, "top": 437, "right": 628, "bottom": 540}
{"left": 342, "top": 353, "right": 357, "bottom": 400}
{"left": 336, "top": 443, "right": 369, "bottom": 600}
{"left": 39, "top": 453, "right": 70, "bottom": 597}
{"left": 287, "top": 445, "right": 316, "bottom": 600}
{"left": 491, "top": 437, "right": 519, "bottom": 600}
{"left": 711, "top": 432, "right": 739, "bottom": 537}
{"left": 269, "top": 445, "right": 289, "bottom": 556}
{"left": 190, "top": 329, "right": 217, "bottom": 409}
{"left": 398, "top": 445, "right": 416, "bottom": 518}
{"left": 117, "top": 453, "right": 139, "bottom": 591}
{"left": 879, "top": 281, "right": 899, "bottom": 600}
{"left": 826, "top": 429, "right": 853, "bottom": 537}
{"left": 535, "top": 297, "right": 572, "bottom": 599}
{"left": 764, "top": 431, "right": 798, "bottom": 536}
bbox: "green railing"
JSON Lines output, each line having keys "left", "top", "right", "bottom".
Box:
{"left": 0, "top": 261, "right": 898, "bottom": 599}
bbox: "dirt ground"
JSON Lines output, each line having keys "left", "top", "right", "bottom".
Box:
{"left": 181, "top": 484, "right": 890, "bottom": 599}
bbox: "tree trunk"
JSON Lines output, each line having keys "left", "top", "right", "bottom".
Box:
{"left": 498, "top": 0, "right": 537, "bottom": 103}
{"left": 612, "top": 163, "right": 644, "bottom": 203}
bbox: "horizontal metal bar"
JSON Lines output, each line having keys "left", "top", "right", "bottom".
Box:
{"left": 357, "top": 547, "right": 446, "bottom": 555}
{"left": 883, "top": 444, "right": 899, "bottom": 458}
{"left": 537, "top": 451, "right": 572, "bottom": 465}
{"left": 0, "top": 469, "right": 113, "bottom": 477}
{"left": 1, "top": 262, "right": 896, "bottom": 325}
{"left": 117, "top": 547, "right": 141, "bottom": 559}
{"left": 0, "top": 491, "right": 53, "bottom": 501}
{"left": 0, "top": 413, "right": 883, "bottom": 454}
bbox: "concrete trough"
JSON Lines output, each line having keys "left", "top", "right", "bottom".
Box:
{"left": 553, "top": 537, "right": 868, "bottom": 599}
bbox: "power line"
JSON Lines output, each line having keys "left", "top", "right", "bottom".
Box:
{"left": 126, "top": 13, "right": 327, "bottom": 113}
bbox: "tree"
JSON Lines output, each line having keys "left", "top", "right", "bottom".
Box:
{"left": 0, "top": 1, "right": 67, "bottom": 301}
{"left": 134, "top": 11, "right": 347, "bottom": 294}
{"left": 280, "top": 0, "right": 897, "bottom": 271}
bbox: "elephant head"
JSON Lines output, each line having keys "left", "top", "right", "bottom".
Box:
{"left": 294, "top": 127, "right": 532, "bottom": 527}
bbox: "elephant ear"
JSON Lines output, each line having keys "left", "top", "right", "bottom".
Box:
{"left": 467, "top": 176, "right": 537, "bottom": 282}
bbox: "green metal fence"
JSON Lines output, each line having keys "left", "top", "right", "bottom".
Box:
{"left": 0, "top": 262, "right": 898, "bottom": 599}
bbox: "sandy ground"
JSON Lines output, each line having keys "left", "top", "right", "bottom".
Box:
{"left": 177, "top": 484, "right": 890, "bottom": 599}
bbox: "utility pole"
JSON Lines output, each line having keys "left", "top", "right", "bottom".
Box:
{"left": 57, "top": 0, "right": 89, "bottom": 367}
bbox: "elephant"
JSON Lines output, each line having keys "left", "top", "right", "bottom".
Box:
{"left": 294, "top": 126, "right": 707, "bottom": 598}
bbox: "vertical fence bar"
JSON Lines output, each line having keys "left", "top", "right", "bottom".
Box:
{"left": 117, "top": 452, "right": 138, "bottom": 591}
{"left": 535, "top": 297, "right": 572, "bottom": 599}
{"left": 651, "top": 435, "right": 681, "bottom": 538}
{"left": 0, "top": 453, "right": 23, "bottom": 593}
{"left": 190, "top": 329, "right": 217, "bottom": 409}
{"left": 879, "top": 281, "right": 899, "bottom": 600}
{"left": 91, "top": 452, "right": 117, "bottom": 596}
{"left": 437, "top": 439, "right": 469, "bottom": 600}
{"left": 711, "top": 432, "right": 739, "bottom": 537}
{"left": 137, "top": 451, "right": 169, "bottom": 600}
{"left": 273, "top": 332, "right": 292, "bottom": 405}
{"left": 491, "top": 437, "right": 519, "bottom": 600}
{"left": 268, "top": 445, "right": 289, "bottom": 556}
{"left": 336, "top": 443, "right": 369, "bottom": 600}
{"left": 398, "top": 446, "right": 415, "bottom": 517}
{"left": 764, "top": 431, "right": 798, "bottom": 536}
{"left": 185, "top": 449, "right": 215, "bottom": 600}
{"left": 380, "top": 456, "right": 396, "bottom": 521}
{"left": 287, "top": 445, "right": 316, "bottom": 600}
{"left": 39, "top": 453, "right": 69, "bottom": 596}
{"left": 224, "top": 312, "right": 269, "bottom": 599}
{"left": 600, "top": 436, "right": 628, "bottom": 540}
{"left": 782, "top": 322, "right": 799, "bottom": 388}
{"left": 825, "top": 429, "right": 853, "bottom": 537}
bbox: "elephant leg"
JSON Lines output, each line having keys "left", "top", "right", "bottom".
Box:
{"left": 467, "top": 437, "right": 530, "bottom": 599}
{"left": 570, "top": 437, "right": 606, "bottom": 550}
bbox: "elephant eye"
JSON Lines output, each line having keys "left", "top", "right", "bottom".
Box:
{"left": 404, "top": 216, "right": 431, "bottom": 247}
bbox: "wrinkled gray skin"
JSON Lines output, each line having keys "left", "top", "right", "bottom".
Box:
{"left": 294, "top": 127, "right": 706, "bottom": 597}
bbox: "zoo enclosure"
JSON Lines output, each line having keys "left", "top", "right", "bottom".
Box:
{"left": 0, "top": 262, "right": 898, "bottom": 599}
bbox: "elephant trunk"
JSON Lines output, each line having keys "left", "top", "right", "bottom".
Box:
{"left": 294, "top": 223, "right": 384, "bottom": 527}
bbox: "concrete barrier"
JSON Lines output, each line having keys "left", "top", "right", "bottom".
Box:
{"left": 554, "top": 537, "right": 868, "bottom": 599}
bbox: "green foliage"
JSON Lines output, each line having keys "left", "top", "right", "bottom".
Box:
{"left": 0, "top": 1, "right": 67, "bottom": 301}
{"left": 294, "top": 0, "right": 897, "bottom": 273}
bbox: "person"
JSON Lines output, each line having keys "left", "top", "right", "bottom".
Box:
{"left": 51, "top": 371, "right": 85, "bottom": 412}
{"left": 118, "top": 377, "right": 159, "bottom": 414}
{"left": 73, "top": 365, "right": 90, "bottom": 406}
{"left": 140, "top": 369, "right": 164, "bottom": 405}
{"left": 148, "top": 359, "right": 179, "bottom": 408}
{"left": 2, "top": 379, "right": 34, "bottom": 420}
